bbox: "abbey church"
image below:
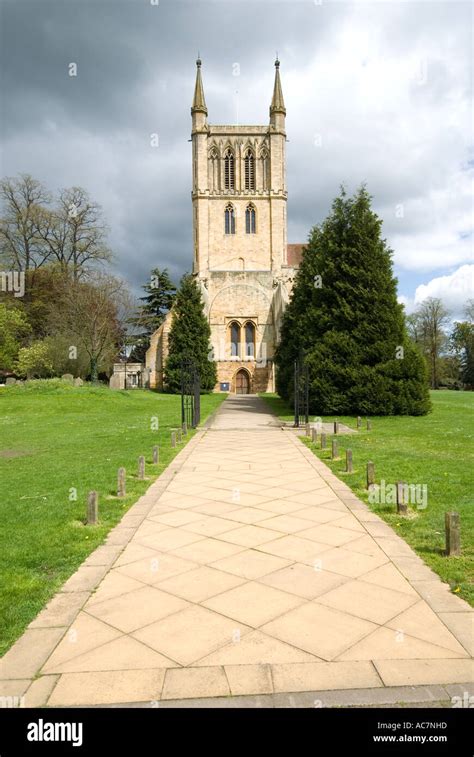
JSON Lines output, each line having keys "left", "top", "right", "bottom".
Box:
{"left": 146, "top": 59, "right": 303, "bottom": 393}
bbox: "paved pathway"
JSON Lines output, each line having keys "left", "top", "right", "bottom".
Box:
{"left": 1, "top": 396, "right": 472, "bottom": 706}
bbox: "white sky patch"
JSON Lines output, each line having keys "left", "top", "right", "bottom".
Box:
{"left": 397, "top": 294, "right": 415, "bottom": 314}
{"left": 414, "top": 264, "right": 474, "bottom": 317}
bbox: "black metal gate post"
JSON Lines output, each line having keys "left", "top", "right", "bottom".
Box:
{"left": 294, "top": 359, "right": 299, "bottom": 427}
{"left": 303, "top": 362, "right": 309, "bottom": 426}
{"left": 181, "top": 359, "right": 201, "bottom": 429}
{"left": 293, "top": 353, "right": 309, "bottom": 428}
{"left": 193, "top": 370, "right": 201, "bottom": 428}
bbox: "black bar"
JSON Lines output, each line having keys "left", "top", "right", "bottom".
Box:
{"left": 0, "top": 706, "right": 471, "bottom": 755}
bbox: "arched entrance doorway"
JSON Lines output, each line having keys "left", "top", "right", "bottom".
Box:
{"left": 235, "top": 369, "right": 250, "bottom": 394}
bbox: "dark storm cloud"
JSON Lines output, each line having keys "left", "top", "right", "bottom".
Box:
{"left": 0, "top": 0, "right": 472, "bottom": 308}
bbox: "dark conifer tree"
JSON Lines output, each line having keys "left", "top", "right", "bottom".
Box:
{"left": 164, "top": 273, "right": 217, "bottom": 393}
{"left": 130, "top": 268, "right": 176, "bottom": 361}
{"left": 276, "top": 186, "right": 431, "bottom": 415}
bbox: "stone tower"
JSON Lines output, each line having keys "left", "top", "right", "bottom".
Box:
{"left": 191, "top": 58, "right": 296, "bottom": 393}
{"left": 146, "top": 59, "right": 302, "bottom": 393}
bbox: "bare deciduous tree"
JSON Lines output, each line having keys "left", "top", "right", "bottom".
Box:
{"left": 0, "top": 175, "right": 113, "bottom": 281}
{"left": 415, "top": 297, "right": 450, "bottom": 389}
{"left": 37, "top": 187, "right": 112, "bottom": 280}
{"left": 0, "top": 174, "right": 51, "bottom": 272}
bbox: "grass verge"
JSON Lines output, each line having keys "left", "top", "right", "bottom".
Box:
{"left": 0, "top": 380, "right": 226, "bottom": 655}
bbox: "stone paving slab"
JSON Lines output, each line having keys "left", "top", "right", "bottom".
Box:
{"left": 1, "top": 396, "right": 472, "bottom": 707}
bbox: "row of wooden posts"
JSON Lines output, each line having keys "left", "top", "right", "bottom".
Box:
{"left": 308, "top": 417, "right": 371, "bottom": 437}
{"left": 305, "top": 421, "right": 461, "bottom": 558}
{"left": 86, "top": 421, "right": 189, "bottom": 527}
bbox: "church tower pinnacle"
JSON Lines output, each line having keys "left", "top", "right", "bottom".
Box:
{"left": 191, "top": 58, "right": 208, "bottom": 131}
{"left": 269, "top": 58, "right": 286, "bottom": 130}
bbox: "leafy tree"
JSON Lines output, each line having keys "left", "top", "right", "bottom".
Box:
{"left": 14, "top": 265, "right": 69, "bottom": 339}
{"left": 15, "top": 341, "right": 54, "bottom": 379}
{"left": 0, "top": 303, "right": 31, "bottom": 371}
{"left": 276, "top": 186, "right": 431, "bottom": 415}
{"left": 53, "top": 273, "right": 127, "bottom": 382}
{"left": 450, "top": 299, "right": 474, "bottom": 388}
{"left": 43, "top": 333, "right": 91, "bottom": 378}
{"left": 164, "top": 273, "right": 216, "bottom": 393}
{"left": 129, "top": 267, "right": 176, "bottom": 361}
{"left": 413, "top": 298, "right": 450, "bottom": 389}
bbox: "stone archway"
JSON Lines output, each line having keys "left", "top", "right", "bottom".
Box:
{"left": 235, "top": 369, "right": 250, "bottom": 395}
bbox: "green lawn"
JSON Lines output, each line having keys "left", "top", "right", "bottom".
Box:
{"left": 0, "top": 380, "right": 225, "bottom": 656}
{"left": 261, "top": 391, "right": 474, "bottom": 606}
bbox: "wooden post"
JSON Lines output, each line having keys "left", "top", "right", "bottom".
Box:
{"left": 334, "top": 419, "right": 339, "bottom": 434}
{"left": 311, "top": 427, "right": 318, "bottom": 444}
{"left": 321, "top": 432, "right": 327, "bottom": 449}
{"left": 171, "top": 431, "right": 176, "bottom": 448}
{"left": 357, "top": 416, "right": 361, "bottom": 429}
{"left": 87, "top": 491, "right": 98, "bottom": 525}
{"left": 366, "top": 461, "right": 375, "bottom": 489}
{"left": 117, "top": 467, "right": 126, "bottom": 497}
{"left": 396, "top": 481, "right": 408, "bottom": 515}
{"left": 152, "top": 446, "right": 159, "bottom": 465}
{"left": 367, "top": 419, "right": 372, "bottom": 431}
{"left": 177, "top": 429, "right": 182, "bottom": 443}
{"left": 305, "top": 423, "right": 311, "bottom": 437}
{"left": 346, "top": 449, "right": 353, "bottom": 473}
{"left": 331, "top": 439, "right": 338, "bottom": 459}
{"left": 138, "top": 456, "right": 145, "bottom": 480}
{"left": 182, "top": 422, "right": 187, "bottom": 436}
{"left": 445, "top": 512, "right": 461, "bottom": 556}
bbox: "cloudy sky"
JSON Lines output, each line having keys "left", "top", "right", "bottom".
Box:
{"left": 1, "top": 0, "right": 472, "bottom": 316}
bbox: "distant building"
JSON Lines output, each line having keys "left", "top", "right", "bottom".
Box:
{"left": 109, "top": 363, "right": 150, "bottom": 390}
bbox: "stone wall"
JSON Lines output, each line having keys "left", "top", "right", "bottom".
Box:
{"left": 145, "top": 311, "right": 173, "bottom": 390}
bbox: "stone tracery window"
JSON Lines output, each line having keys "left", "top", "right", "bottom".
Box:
{"left": 230, "top": 321, "right": 240, "bottom": 357}
{"left": 209, "top": 147, "right": 219, "bottom": 191}
{"left": 244, "top": 149, "right": 255, "bottom": 190}
{"left": 224, "top": 148, "right": 235, "bottom": 190}
{"left": 260, "top": 148, "right": 268, "bottom": 191}
{"left": 245, "top": 204, "right": 256, "bottom": 234}
{"left": 244, "top": 321, "right": 256, "bottom": 357}
{"left": 224, "top": 203, "right": 235, "bottom": 235}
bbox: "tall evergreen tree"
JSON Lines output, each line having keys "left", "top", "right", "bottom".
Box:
{"left": 129, "top": 267, "right": 176, "bottom": 361}
{"left": 164, "top": 273, "right": 217, "bottom": 393}
{"left": 276, "top": 186, "right": 431, "bottom": 415}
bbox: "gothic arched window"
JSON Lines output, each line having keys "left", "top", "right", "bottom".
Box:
{"left": 245, "top": 204, "right": 256, "bottom": 234}
{"left": 209, "top": 147, "right": 219, "bottom": 191}
{"left": 260, "top": 149, "right": 268, "bottom": 191}
{"left": 244, "top": 149, "right": 255, "bottom": 190}
{"left": 244, "top": 322, "right": 255, "bottom": 358}
{"left": 230, "top": 322, "right": 240, "bottom": 357}
{"left": 224, "top": 203, "right": 235, "bottom": 235}
{"left": 224, "top": 149, "right": 235, "bottom": 190}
